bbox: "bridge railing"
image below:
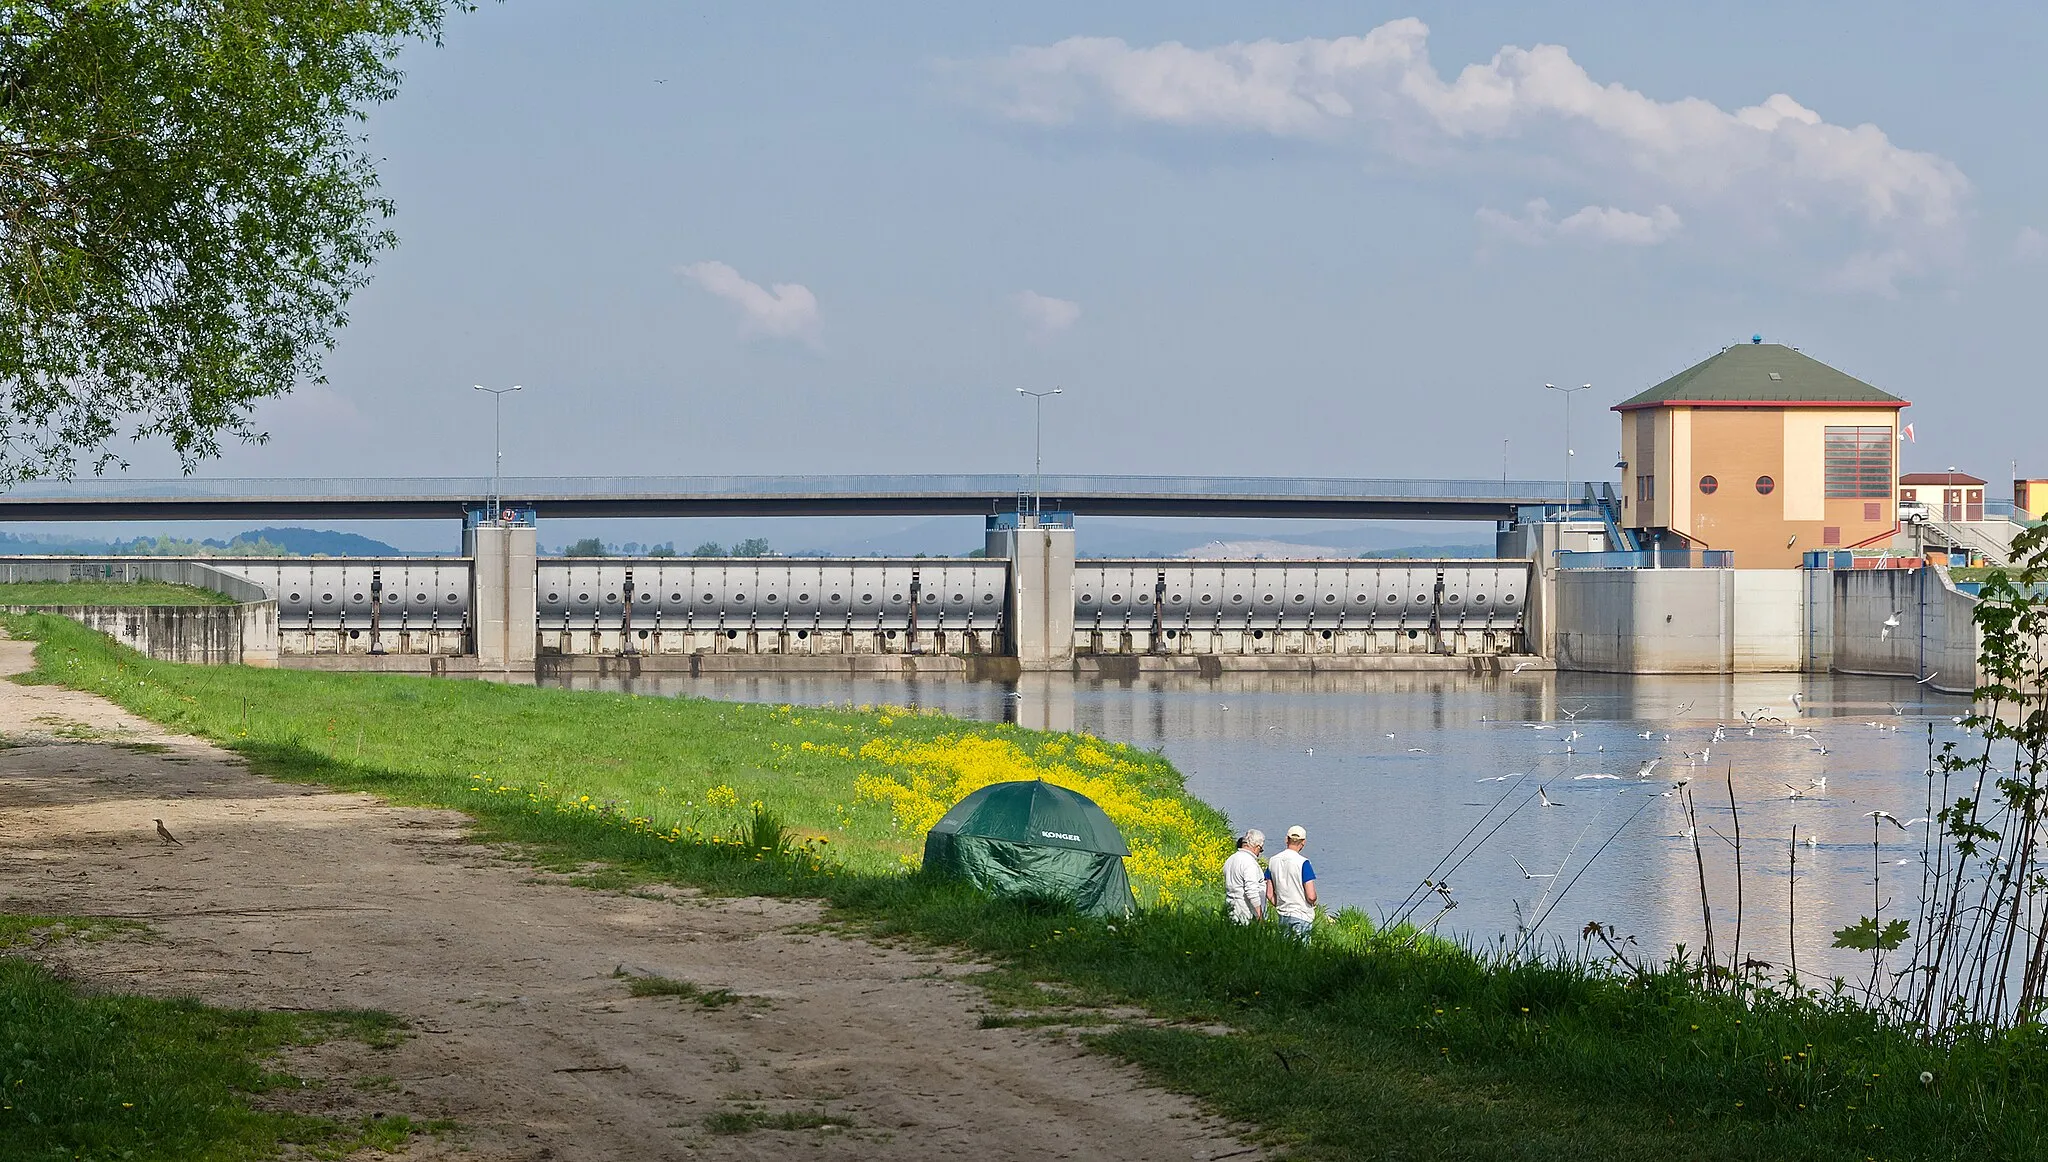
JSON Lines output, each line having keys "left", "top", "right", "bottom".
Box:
{"left": 1556, "top": 549, "right": 1734, "bottom": 570}
{"left": 1, "top": 473, "right": 1574, "bottom": 503}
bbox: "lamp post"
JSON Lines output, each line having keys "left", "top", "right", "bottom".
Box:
{"left": 1016, "top": 387, "right": 1061, "bottom": 523}
{"left": 1545, "top": 383, "right": 1592, "bottom": 512}
{"left": 473, "top": 384, "right": 522, "bottom": 523}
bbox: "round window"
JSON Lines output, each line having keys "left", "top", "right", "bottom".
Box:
{"left": 670, "top": 592, "right": 682, "bottom": 602}
{"left": 797, "top": 593, "right": 811, "bottom": 603}
{"left": 1109, "top": 594, "right": 1124, "bottom": 604}
{"left": 1261, "top": 594, "right": 1276, "bottom": 605}
{"left": 546, "top": 592, "right": 559, "bottom": 603}
{"left": 1080, "top": 594, "right": 1095, "bottom": 604}
{"left": 1199, "top": 594, "right": 1214, "bottom": 604}
{"left": 1699, "top": 475, "right": 1719, "bottom": 495}
{"left": 1755, "top": 475, "right": 1775, "bottom": 495}
{"left": 606, "top": 592, "right": 619, "bottom": 603}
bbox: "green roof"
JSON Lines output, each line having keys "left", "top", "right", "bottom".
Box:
{"left": 1614, "top": 342, "right": 1906, "bottom": 410}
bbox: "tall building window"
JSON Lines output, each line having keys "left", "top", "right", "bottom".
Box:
{"left": 1825, "top": 426, "right": 1894, "bottom": 499}
{"left": 1637, "top": 475, "right": 1655, "bottom": 504}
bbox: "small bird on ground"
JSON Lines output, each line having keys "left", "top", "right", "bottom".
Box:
{"left": 154, "top": 819, "right": 182, "bottom": 846}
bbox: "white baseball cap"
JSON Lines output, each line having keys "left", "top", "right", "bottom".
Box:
{"left": 1286, "top": 825, "right": 1307, "bottom": 842}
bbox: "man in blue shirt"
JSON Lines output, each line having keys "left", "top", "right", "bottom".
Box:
{"left": 1265, "top": 825, "right": 1317, "bottom": 940}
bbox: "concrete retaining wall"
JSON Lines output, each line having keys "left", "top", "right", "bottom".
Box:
{"left": 0, "top": 557, "right": 278, "bottom": 666}
{"left": 3, "top": 603, "right": 277, "bottom": 666}
{"left": 1554, "top": 568, "right": 1804, "bottom": 674}
{"left": 1809, "top": 567, "right": 1983, "bottom": 694}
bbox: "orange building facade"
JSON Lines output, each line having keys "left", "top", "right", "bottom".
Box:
{"left": 1614, "top": 342, "right": 1908, "bottom": 569}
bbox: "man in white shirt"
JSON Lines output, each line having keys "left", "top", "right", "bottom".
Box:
{"left": 1222, "top": 830, "right": 1266, "bottom": 923}
{"left": 1265, "top": 825, "right": 1317, "bottom": 940}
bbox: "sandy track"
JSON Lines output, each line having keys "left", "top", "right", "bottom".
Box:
{"left": 0, "top": 639, "right": 1257, "bottom": 1161}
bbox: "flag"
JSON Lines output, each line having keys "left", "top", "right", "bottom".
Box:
{"left": 1899, "top": 423, "right": 1916, "bottom": 443}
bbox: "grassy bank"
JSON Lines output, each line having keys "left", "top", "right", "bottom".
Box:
{"left": 0, "top": 918, "right": 430, "bottom": 1161}
{"left": 7, "top": 614, "right": 2047, "bottom": 1160}
{"left": 0, "top": 580, "right": 237, "bottom": 607}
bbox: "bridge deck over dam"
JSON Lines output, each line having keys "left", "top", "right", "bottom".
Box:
{"left": 0, "top": 474, "right": 1571, "bottom": 522}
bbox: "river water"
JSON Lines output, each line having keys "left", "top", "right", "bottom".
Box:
{"left": 540, "top": 668, "right": 1973, "bottom": 981}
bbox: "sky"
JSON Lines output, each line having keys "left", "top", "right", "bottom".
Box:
{"left": 27, "top": 3, "right": 2048, "bottom": 550}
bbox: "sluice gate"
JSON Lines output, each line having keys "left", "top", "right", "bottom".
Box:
{"left": 535, "top": 559, "right": 1008, "bottom": 656}
{"left": 1071, "top": 560, "right": 1528, "bottom": 656}
{"left": 190, "top": 554, "right": 1532, "bottom": 660}
{"left": 211, "top": 560, "right": 471, "bottom": 655}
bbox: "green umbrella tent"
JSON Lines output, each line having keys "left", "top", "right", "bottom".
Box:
{"left": 921, "top": 780, "right": 1136, "bottom": 917}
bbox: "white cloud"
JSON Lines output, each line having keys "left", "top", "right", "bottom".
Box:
{"left": 1478, "top": 199, "right": 1681, "bottom": 246}
{"left": 681, "top": 260, "right": 819, "bottom": 341}
{"left": 1014, "top": 290, "right": 1081, "bottom": 338}
{"left": 962, "top": 20, "right": 1969, "bottom": 288}
{"left": 2015, "top": 226, "right": 2048, "bottom": 263}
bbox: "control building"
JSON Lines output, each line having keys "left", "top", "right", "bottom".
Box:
{"left": 1613, "top": 340, "right": 1907, "bottom": 568}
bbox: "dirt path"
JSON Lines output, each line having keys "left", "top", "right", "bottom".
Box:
{"left": 0, "top": 638, "right": 1258, "bottom": 1161}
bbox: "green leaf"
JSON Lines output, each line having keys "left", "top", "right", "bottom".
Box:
{"left": 1831, "top": 916, "right": 1910, "bottom": 953}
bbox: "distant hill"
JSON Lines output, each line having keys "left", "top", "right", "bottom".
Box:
{"left": 229, "top": 528, "right": 401, "bottom": 556}
{"left": 0, "top": 527, "right": 401, "bottom": 557}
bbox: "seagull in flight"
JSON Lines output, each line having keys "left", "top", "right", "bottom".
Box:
{"left": 1916, "top": 671, "right": 1940, "bottom": 685}
{"left": 1575, "top": 773, "right": 1621, "bottom": 781}
{"left": 1881, "top": 611, "right": 1902, "bottom": 641}
{"left": 1561, "top": 705, "right": 1588, "bottom": 719}
{"left": 1477, "top": 772, "right": 1524, "bottom": 783}
{"left": 1636, "top": 758, "right": 1661, "bottom": 779}
{"left": 1511, "top": 661, "right": 1535, "bottom": 673}
{"left": 1538, "top": 785, "right": 1561, "bottom": 807}
{"left": 1512, "top": 856, "right": 1556, "bottom": 879}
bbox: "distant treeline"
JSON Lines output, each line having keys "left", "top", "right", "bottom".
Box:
{"left": 0, "top": 527, "right": 402, "bottom": 558}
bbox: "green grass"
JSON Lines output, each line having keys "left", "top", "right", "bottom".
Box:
{"left": 0, "top": 580, "right": 237, "bottom": 607}
{"left": 0, "top": 934, "right": 426, "bottom": 1161}
{"left": 7, "top": 613, "right": 2048, "bottom": 1160}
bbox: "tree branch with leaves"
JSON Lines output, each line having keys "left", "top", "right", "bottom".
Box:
{"left": 0, "top": 0, "right": 460, "bottom": 484}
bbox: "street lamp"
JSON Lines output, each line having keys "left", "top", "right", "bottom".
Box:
{"left": 473, "top": 384, "right": 522, "bottom": 523}
{"left": 1017, "top": 387, "right": 1062, "bottom": 523}
{"left": 1545, "top": 383, "right": 1592, "bottom": 512}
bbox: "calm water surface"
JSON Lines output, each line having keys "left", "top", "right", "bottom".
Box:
{"left": 542, "top": 668, "right": 1971, "bottom": 980}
